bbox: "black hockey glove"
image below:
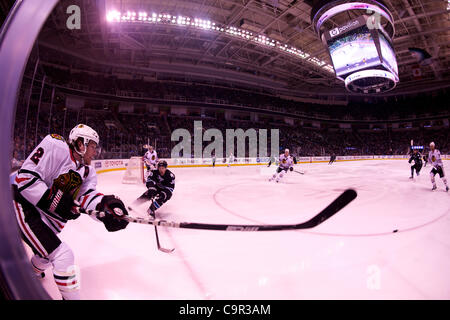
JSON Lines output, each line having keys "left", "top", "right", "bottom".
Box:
{"left": 289, "top": 167, "right": 294, "bottom": 172}
{"left": 96, "top": 195, "right": 129, "bottom": 232}
{"left": 37, "top": 187, "right": 79, "bottom": 220}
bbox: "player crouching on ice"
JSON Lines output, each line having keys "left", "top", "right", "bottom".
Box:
{"left": 136, "top": 160, "right": 175, "bottom": 215}
{"left": 428, "top": 142, "right": 449, "bottom": 191}
{"left": 12, "top": 124, "right": 129, "bottom": 300}
{"left": 269, "top": 149, "right": 294, "bottom": 183}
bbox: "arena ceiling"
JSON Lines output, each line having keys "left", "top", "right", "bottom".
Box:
{"left": 15, "top": 0, "right": 450, "bottom": 98}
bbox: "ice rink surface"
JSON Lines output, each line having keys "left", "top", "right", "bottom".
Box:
{"left": 30, "top": 160, "right": 450, "bottom": 299}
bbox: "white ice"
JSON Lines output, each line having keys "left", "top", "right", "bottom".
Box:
{"left": 27, "top": 160, "right": 450, "bottom": 299}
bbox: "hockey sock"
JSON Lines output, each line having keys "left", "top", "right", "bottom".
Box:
{"left": 276, "top": 171, "right": 285, "bottom": 182}
{"left": 48, "top": 242, "right": 80, "bottom": 300}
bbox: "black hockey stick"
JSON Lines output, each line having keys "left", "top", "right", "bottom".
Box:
{"left": 126, "top": 197, "right": 174, "bottom": 253}
{"left": 293, "top": 170, "right": 305, "bottom": 175}
{"left": 78, "top": 189, "right": 357, "bottom": 232}
{"left": 147, "top": 201, "right": 175, "bottom": 253}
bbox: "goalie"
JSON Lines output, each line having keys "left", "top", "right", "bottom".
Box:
{"left": 136, "top": 160, "right": 175, "bottom": 213}
{"left": 143, "top": 145, "right": 158, "bottom": 174}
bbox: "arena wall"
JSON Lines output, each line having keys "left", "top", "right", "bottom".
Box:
{"left": 91, "top": 155, "right": 450, "bottom": 174}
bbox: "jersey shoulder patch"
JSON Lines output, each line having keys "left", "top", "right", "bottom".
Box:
{"left": 50, "top": 134, "right": 65, "bottom": 141}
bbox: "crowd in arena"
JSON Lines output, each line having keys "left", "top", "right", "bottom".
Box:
{"left": 41, "top": 65, "right": 449, "bottom": 121}
{"left": 12, "top": 106, "right": 449, "bottom": 168}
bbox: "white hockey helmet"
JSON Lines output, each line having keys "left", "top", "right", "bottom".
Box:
{"left": 429, "top": 142, "right": 435, "bottom": 148}
{"left": 285, "top": 148, "right": 289, "bottom": 153}
{"left": 69, "top": 124, "right": 100, "bottom": 155}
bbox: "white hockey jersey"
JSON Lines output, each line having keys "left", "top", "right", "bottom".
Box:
{"left": 13, "top": 134, "right": 104, "bottom": 233}
{"left": 428, "top": 149, "right": 444, "bottom": 168}
{"left": 279, "top": 154, "right": 294, "bottom": 169}
{"left": 144, "top": 150, "right": 158, "bottom": 166}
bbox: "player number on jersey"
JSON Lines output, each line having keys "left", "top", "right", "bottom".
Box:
{"left": 30, "top": 147, "right": 44, "bottom": 165}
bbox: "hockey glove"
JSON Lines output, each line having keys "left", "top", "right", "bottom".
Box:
{"left": 37, "top": 187, "right": 79, "bottom": 220}
{"left": 96, "top": 195, "right": 129, "bottom": 232}
{"left": 289, "top": 167, "right": 294, "bottom": 172}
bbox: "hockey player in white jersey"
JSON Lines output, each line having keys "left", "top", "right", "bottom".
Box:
{"left": 227, "top": 152, "right": 234, "bottom": 167}
{"left": 144, "top": 145, "right": 158, "bottom": 174}
{"left": 428, "top": 142, "right": 449, "bottom": 191}
{"left": 12, "top": 124, "right": 129, "bottom": 300}
{"left": 269, "top": 149, "right": 294, "bottom": 183}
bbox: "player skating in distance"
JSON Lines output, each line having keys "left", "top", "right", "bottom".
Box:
{"left": 269, "top": 149, "right": 294, "bottom": 183}
{"left": 328, "top": 153, "right": 337, "bottom": 165}
{"left": 12, "top": 124, "right": 129, "bottom": 300}
{"left": 136, "top": 160, "right": 175, "bottom": 214}
{"left": 408, "top": 149, "right": 423, "bottom": 179}
{"left": 428, "top": 142, "right": 449, "bottom": 191}
{"left": 212, "top": 153, "right": 216, "bottom": 168}
{"left": 267, "top": 155, "right": 276, "bottom": 167}
{"left": 227, "top": 152, "right": 234, "bottom": 167}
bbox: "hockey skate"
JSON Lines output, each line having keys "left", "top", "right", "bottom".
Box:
{"left": 147, "top": 203, "right": 157, "bottom": 218}
{"left": 432, "top": 185, "right": 437, "bottom": 191}
{"left": 446, "top": 186, "right": 449, "bottom": 192}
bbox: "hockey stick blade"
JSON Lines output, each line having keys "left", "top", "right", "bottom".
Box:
{"left": 78, "top": 189, "right": 357, "bottom": 232}
{"left": 129, "top": 203, "right": 175, "bottom": 253}
{"left": 149, "top": 208, "right": 175, "bottom": 253}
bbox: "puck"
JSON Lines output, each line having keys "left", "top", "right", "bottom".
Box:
{"left": 393, "top": 229, "right": 398, "bottom": 233}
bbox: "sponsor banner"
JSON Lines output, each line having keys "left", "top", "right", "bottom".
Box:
{"left": 93, "top": 161, "right": 102, "bottom": 169}
{"left": 103, "top": 159, "right": 125, "bottom": 168}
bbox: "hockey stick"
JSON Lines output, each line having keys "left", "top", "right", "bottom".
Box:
{"left": 293, "top": 170, "right": 305, "bottom": 175}
{"left": 126, "top": 197, "right": 174, "bottom": 253}
{"left": 77, "top": 189, "right": 357, "bottom": 232}
{"left": 147, "top": 201, "right": 175, "bottom": 253}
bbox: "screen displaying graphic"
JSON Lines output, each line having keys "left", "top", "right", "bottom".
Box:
{"left": 379, "top": 32, "right": 399, "bottom": 79}
{"left": 327, "top": 25, "right": 380, "bottom": 77}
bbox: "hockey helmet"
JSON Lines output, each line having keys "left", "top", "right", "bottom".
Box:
{"left": 69, "top": 124, "right": 100, "bottom": 155}
{"left": 157, "top": 160, "right": 168, "bottom": 168}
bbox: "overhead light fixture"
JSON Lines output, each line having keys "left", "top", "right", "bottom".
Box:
{"left": 105, "top": 10, "right": 334, "bottom": 73}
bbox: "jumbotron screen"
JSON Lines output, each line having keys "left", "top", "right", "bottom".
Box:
{"left": 327, "top": 24, "right": 380, "bottom": 77}
{"left": 378, "top": 32, "right": 399, "bottom": 79}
